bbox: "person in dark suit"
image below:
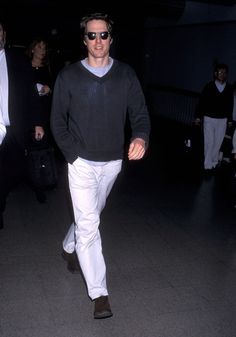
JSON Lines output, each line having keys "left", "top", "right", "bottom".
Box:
{"left": 0, "top": 19, "right": 45, "bottom": 229}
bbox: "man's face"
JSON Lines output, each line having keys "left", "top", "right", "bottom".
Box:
{"left": 215, "top": 68, "right": 228, "bottom": 83}
{"left": 0, "top": 24, "right": 6, "bottom": 50}
{"left": 83, "top": 19, "right": 112, "bottom": 60}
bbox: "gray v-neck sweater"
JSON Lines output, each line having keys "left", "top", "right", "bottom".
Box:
{"left": 51, "top": 59, "right": 150, "bottom": 164}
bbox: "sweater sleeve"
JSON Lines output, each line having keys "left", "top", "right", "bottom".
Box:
{"left": 50, "top": 69, "right": 78, "bottom": 163}
{"left": 227, "top": 84, "right": 234, "bottom": 121}
{"left": 232, "top": 129, "right": 236, "bottom": 154}
{"left": 126, "top": 69, "right": 151, "bottom": 145}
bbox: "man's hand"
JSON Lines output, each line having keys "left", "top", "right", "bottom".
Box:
{"left": 128, "top": 138, "right": 146, "bottom": 160}
{"left": 35, "top": 126, "right": 45, "bottom": 141}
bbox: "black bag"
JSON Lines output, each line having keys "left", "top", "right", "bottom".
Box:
{"left": 26, "top": 136, "right": 58, "bottom": 189}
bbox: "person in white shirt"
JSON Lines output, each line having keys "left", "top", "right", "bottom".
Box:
{"left": 0, "top": 19, "right": 45, "bottom": 229}
{"left": 195, "top": 63, "right": 233, "bottom": 174}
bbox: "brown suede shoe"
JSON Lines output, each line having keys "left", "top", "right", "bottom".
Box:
{"left": 61, "top": 250, "right": 81, "bottom": 274}
{"left": 94, "top": 296, "right": 113, "bottom": 319}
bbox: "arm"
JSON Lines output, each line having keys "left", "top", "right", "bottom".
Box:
{"left": 227, "top": 84, "right": 234, "bottom": 124}
{"left": 50, "top": 70, "right": 78, "bottom": 163}
{"left": 127, "top": 69, "right": 151, "bottom": 160}
{"left": 24, "top": 54, "right": 45, "bottom": 139}
{"left": 30, "top": 84, "right": 45, "bottom": 140}
{"left": 232, "top": 129, "right": 236, "bottom": 159}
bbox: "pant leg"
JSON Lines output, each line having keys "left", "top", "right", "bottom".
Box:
{"left": 67, "top": 157, "right": 122, "bottom": 300}
{"left": 0, "top": 130, "right": 26, "bottom": 212}
{"left": 203, "top": 116, "right": 215, "bottom": 169}
{"left": 212, "top": 118, "right": 227, "bottom": 167}
{"left": 63, "top": 222, "right": 76, "bottom": 253}
{"left": 62, "top": 159, "right": 121, "bottom": 254}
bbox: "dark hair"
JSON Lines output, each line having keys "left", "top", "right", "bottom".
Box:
{"left": 0, "top": 19, "right": 7, "bottom": 49}
{"left": 26, "top": 37, "right": 49, "bottom": 65}
{"left": 214, "top": 63, "right": 228, "bottom": 73}
{"left": 80, "top": 13, "right": 114, "bottom": 37}
{"left": 0, "top": 18, "right": 5, "bottom": 27}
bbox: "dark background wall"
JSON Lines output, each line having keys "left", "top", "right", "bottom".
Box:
{"left": 144, "top": 20, "right": 236, "bottom": 92}
{"left": 1, "top": 0, "right": 236, "bottom": 93}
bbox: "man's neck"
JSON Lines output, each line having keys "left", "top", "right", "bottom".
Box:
{"left": 86, "top": 55, "right": 110, "bottom": 68}
{"left": 215, "top": 79, "right": 226, "bottom": 85}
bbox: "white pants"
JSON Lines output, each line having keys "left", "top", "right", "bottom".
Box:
{"left": 203, "top": 116, "right": 227, "bottom": 169}
{"left": 63, "top": 157, "right": 122, "bottom": 300}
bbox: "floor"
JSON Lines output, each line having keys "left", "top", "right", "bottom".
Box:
{"left": 0, "top": 116, "right": 236, "bottom": 337}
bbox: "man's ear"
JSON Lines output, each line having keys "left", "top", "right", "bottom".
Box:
{"left": 110, "top": 38, "right": 113, "bottom": 45}
{"left": 83, "top": 40, "right": 87, "bottom": 46}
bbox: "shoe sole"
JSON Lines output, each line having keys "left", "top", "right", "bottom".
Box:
{"left": 94, "top": 311, "right": 113, "bottom": 319}
{"left": 67, "top": 266, "right": 81, "bottom": 274}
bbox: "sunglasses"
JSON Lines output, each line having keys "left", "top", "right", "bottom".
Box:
{"left": 85, "top": 31, "right": 110, "bottom": 40}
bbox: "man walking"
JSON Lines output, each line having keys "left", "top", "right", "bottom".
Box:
{"left": 51, "top": 12, "right": 150, "bottom": 319}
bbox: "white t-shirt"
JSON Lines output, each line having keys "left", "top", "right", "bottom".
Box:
{"left": 0, "top": 110, "right": 6, "bottom": 145}
{"left": 0, "top": 49, "right": 9, "bottom": 144}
